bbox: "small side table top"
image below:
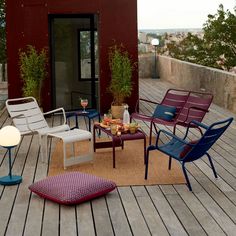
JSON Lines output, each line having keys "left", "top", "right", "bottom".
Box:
{"left": 66, "top": 109, "right": 100, "bottom": 131}
{"left": 93, "top": 124, "right": 146, "bottom": 168}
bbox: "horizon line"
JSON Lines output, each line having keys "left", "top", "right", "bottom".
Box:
{"left": 138, "top": 27, "right": 203, "bottom": 30}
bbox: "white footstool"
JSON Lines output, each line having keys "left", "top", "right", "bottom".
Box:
{"left": 48, "top": 129, "right": 93, "bottom": 169}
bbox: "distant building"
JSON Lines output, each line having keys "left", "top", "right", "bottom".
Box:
{"left": 139, "top": 32, "right": 148, "bottom": 43}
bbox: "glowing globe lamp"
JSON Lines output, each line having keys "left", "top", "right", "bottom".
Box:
{"left": 0, "top": 126, "right": 22, "bottom": 185}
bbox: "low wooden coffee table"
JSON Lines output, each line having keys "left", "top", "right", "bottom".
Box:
{"left": 93, "top": 124, "right": 146, "bottom": 168}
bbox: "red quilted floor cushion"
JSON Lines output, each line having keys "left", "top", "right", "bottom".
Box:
{"left": 29, "top": 172, "right": 116, "bottom": 205}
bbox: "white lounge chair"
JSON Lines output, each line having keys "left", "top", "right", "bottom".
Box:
{"left": 6, "top": 97, "right": 70, "bottom": 161}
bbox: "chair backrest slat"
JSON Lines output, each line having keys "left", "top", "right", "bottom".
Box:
{"left": 184, "top": 118, "right": 233, "bottom": 161}
{"left": 7, "top": 101, "right": 38, "bottom": 111}
{"left": 160, "top": 89, "right": 190, "bottom": 116}
{"left": 164, "top": 93, "right": 189, "bottom": 101}
{"left": 13, "top": 114, "right": 45, "bottom": 125}
{"left": 10, "top": 107, "right": 43, "bottom": 118}
{"left": 162, "top": 100, "right": 185, "bottom": 113}
{"left": 176, "top": 91, "right": 213, "bottom": 123}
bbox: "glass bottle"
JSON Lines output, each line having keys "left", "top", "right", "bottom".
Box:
{"left": 123, "top": 104, "right": 130, "bottom": 125}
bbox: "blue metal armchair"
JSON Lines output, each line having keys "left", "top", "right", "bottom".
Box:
{"left": 145, "top": 117, "right": 233, "bottom": 191}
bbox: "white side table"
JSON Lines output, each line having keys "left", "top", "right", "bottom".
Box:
{"left": 48, "top": 129, "right": 93, "bottom": 169}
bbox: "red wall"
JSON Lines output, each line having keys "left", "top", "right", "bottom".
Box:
{"left": 6, "top": 0, "right": 138, "bottom": 113}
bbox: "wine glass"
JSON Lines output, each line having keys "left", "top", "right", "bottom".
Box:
{"left": 80, "top": 99, "right": 88, "bottom": 113}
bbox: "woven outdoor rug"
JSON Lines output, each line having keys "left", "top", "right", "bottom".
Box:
{"left": 48, "top": 138, "right": 185, "bottom": 186}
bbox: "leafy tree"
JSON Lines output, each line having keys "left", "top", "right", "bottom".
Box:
{"left": 146, "top": 33, "right": 158, "bottom": 39}
{"left": 202, "top": 4, "right": 236, "bottom": 70}
{"left": 164, "top": 33, "right": 207, "bottom": 64}
{"left": 163, "top": 4, "right": 236, "bottom": 71}
{"left": 0, "top": 0, "right": 6, "bottom": 80}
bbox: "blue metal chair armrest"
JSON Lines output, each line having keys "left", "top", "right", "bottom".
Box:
{"left": 188, "top": 120, "right": 209, "bottom": 130}
{"left": 156, "top": 129, "right": 189, "bottom": 147}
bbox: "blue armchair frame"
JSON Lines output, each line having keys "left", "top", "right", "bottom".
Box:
{"left": 145, "top": 117, "right": 233, "bottom": 191}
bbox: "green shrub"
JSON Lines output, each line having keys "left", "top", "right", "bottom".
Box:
{"left": 108, "top": 44, "right": 135, "bottom": 106}
{"left": 19, "top": 45, "right": 48, "bottom": 106}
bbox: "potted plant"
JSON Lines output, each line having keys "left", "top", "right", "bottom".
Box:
{"left": 108, "top": 44, "right": 135, "bottom": 118}
{"left": 19, "top": 45, "right": 48, "bottom": 106}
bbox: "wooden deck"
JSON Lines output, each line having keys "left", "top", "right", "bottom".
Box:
{"left": 1, "top": 79, "right": 236, "bottom": 236}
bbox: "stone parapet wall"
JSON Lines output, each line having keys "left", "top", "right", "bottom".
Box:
{"left": 138, "top": 54, "right": 155, "bottom": 78}
{"left": 139, "top": 54, "right": 236, "bottom": 113}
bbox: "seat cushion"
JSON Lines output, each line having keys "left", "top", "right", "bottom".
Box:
{"left": 29, "top": 172, "right": 116, "bottom": 205}
{"left": 179, "top": 140, "right": 198, "bottom": 158}
{"left": 153, "top": 105, "right": 176, "bottom": 121}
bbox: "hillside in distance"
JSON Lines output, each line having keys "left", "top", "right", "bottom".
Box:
{"left": 139, "top": 28, "right": 202, "bottom": 35}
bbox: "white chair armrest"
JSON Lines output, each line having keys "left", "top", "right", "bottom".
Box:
{"left": 43, "top": 107, "right": 67, "bottom": 125}
{"left": 11, "top": 114, "right": 35, "bottom": 133}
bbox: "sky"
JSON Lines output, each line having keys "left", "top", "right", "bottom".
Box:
{"left": 138, "top": 0, "right": 236, "bottom": 29}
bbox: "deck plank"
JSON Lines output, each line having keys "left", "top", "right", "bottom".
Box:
{"left": 174, "top": 184, "right": 226, "bottom": 236}
{"left": 76, "top": 202, "right": 96, "bottom": 236}
{"left": 60, "top": 205, "right": 77, "bottom": 236}
{"left": 187, "top": 164, "right": 236, "bottom": 223}
{"left": 118, "top": 186, "right": 151, "bottom": 236}
{"left": 160, "top": 185, "right": 207, "bottom": 236}
{"left": 132, "top": 186, "right": 169, "bottom": 236}
{"left": 106, "top": 189, "right": 133, "bottom": 236}
{"left": 146, "top": 185, "right": 188, "bottom": 236}
{"left": 91, "top": 197, "right": 114, "bottom": 236}
{"left": 41, "top": 200, "right": 59, "bottom": 235}
{"left": 187, "top": 173, "right": 236, "bottom": 235}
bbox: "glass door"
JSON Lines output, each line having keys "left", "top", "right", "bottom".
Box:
{"left": 50, "top": 14, "right": 99, "bottom": 110}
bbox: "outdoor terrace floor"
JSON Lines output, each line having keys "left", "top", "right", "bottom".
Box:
{"left": 0, "top": 79, "right": 236, "bottom": 236}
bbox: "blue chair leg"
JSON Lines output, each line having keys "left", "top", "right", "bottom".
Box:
{"left": 206, "top": 153, "right": 218, "bottom": 178}
{"left": 149, "top": 122, "right": 153, "bottom": 145}
{"left": 168, "top": 156, "right": 172, "bottom": 170}
{"left": 182, "top": 162, "right": 192, "bottom": 191}
{"left": 145, "top": 148, "right": 151, "bottom": 179}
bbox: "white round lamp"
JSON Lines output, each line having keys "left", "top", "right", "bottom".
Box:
{"left": 151, "top": 38, "right": 159, "bottom": 46}
{"left": 0, "top": 126, "right": 21, "bottom": 147}
{"left": 0, "top": 126, "right": 22, "bottom": 185}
